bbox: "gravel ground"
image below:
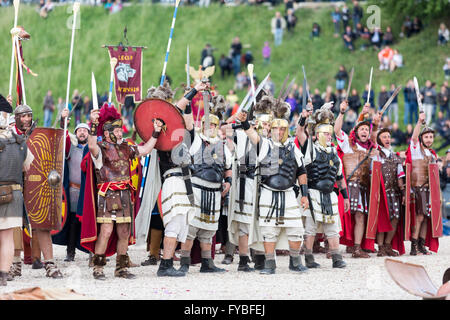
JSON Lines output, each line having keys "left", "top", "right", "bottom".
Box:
{"left": 1, "top": 237, "right": 449, "bottom": 300}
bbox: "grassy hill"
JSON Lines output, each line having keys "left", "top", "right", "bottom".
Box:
{"left": 0, "top": 3, "right": 448, "bottom": 147}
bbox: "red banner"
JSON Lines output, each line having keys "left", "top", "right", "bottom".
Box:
{"left": 107, "top": 46, "right": 143, "bottom": 105}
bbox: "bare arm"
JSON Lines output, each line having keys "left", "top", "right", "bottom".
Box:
{"left": 412, "top": 112, "right": 426, "bottom": 144}
{"left": 371, "top": 110, "right": 382, "bottom": 145}
{"left": 337, "top": 177, "right": 350, "bottom": 212}
{"left": 136, "top": 119, "right": 163, "bottom": 156}
{"left": 88, "top": 109, "right": 100, "bottom": 159}
{"left": 334, "top": 100, "right": 348, "bottom": 139}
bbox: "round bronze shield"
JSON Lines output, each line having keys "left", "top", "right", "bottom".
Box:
{"left": 134, "top": 98, "right": 186, "bottom": 151}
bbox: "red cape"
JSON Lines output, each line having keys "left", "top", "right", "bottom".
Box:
{"left": 404, "top": 145, "right": 439, "bottom": 253}
{"left": 374, "top": 151, "right": 405, "bottom": 255}
{"left": 79, "top": 151, "right": 140, "bottom": 257}
{"left": 337, "top": 144, "right": 375, "bottom": 251}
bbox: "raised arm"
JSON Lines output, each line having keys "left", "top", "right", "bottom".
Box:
{"left": 88, "top": 109, "right": 101, "bottom": 159}
{"left": 296, "top": 105, "right": 313, "bottom": 146}
{"left": 236, "top": 111, "right": 260, "bottom": 145}
{"left": 412, "top": 112, "right": 426, "bottom": 144}
{"left": 136, "top": 119, "right": 163, "bottom": 156}
{"left": 334, "top": 100, "right": 348, "bottom": 139}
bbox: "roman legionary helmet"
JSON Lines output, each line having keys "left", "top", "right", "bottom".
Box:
{"left": 146, "top": 80, "right": 175, "bottom": 102}
{"left": 418, "top": 126, "right": 435, "bottom": 144}
{"left": 252, "top": 90, "right": 273, "bottom": 136}
{"left": 201, "top": 94, "right": 227, "bottom": 139}
{"left": 97, "top": 102, "right": 122, "bottom": 142}
{"left": 14, "top": 104, "right": 33, "bottom": 132}
{"left": 376, "top": 127, "right": 391, "bottom": 147}
{"left": 270, "top": 97, "right": 291, "bottom": 144}
{"left": 312, "top": 102, "right": 335, "bottom": 148}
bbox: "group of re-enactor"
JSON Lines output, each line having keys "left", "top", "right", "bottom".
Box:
{"left": 0, "top": 71, "right": 442, "bottom": 286}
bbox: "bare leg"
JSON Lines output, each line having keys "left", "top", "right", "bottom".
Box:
{"left": 94, "top": 223, "right": 114, "bottom": 255}
{"left": 116, "top": 223, "right": 130, "bottom": 256}
{"left": 238, "top": 234, "right": 249, "bottom": 256}
{"left": 385, "top": 218, "right": 398, "bottom": 244}
{"left": 354, "top": 211, "right": 365, "bottom": 245}
{"left": 263, "top": 241, "right": 276, "bottom": 255}
{"left": 412, "top": 213, "right": 424, "bottom": 239}
{"left": 305, "top": 235, "right": 315, "bottom": 250}
{"left": 0, "top": 228, "right": 14, "bottom": 273}
{"left": 162, "top": 237, "right": 178, "bottom": 259}
{"left": 35, "top": 229, "right": 54, "bottom": 261}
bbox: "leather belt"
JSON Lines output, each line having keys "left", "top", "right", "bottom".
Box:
{"left": 0, "top": 183, "right": 22, "bottom": 191}
{"left": 163, "top": 172, "right": 183, "bottom": 179}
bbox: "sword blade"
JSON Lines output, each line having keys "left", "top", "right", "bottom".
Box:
{"left": 242, "top": 72, "right": 271, "bottom": 112}
{"left": 366, "top": 66, "right": 373, "bottom": 104}
{"left": 186, "top": 45, "right": 190, "bottom": 87}
{"left": 203, "top": 91, "right": 210, "bottom": 134}
{"left": 413, "top": 76, "right": 423, "bottom": 112}
{"left": 302, "top": 66, "right": 311, "bottom": 102}
{"left": 380, "top": 86, "right": 402, "bottom": 115}
{"left": 345, "top": 67, "right": 354, "bottom": 100}
{"left": 91, "top": 72, "right": 98, "bottom": 110}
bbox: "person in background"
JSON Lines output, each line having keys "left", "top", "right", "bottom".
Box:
{"left": 43, "top": 90, "right": 54, "bottom": 128}
{"left": 311, "top": 22, "right": 321, "bottom": 39}
{"left": 438, "top": 84, "right": 449, "bottom": 119}
{"left": 331, "top": 6, "right": 341, "bottom": 38}
{"left": 285, "top": 8, "right": 297, "bottom": 33}
{"left": 262, "top": 41, "right": 271, "bottom": 66}
{"left": 271, "top": 11, "right": 287, "bottom": 46}
{"left": 335, "top": 65, "right": 348, "bottom": 91}
{"left": 388, "top": 84, "right": 399, "bottom": 124}
{"left": 342, "top": 25, "right": 355, "bottom": 51}
{"left": 438, "top": 23, "right": 449, "bottom": 45}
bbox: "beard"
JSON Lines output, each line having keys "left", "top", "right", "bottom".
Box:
{"left": 77, "top": 137, "right": 88, "bottom": 145}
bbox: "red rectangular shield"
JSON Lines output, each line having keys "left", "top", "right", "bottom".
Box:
{"left": 428, "top": 163, "right": 443, "bottom": 238}
{"left": 24, "top": 128, "right": 64, "bottom": 231}
{"left": 366, "top": 161, "right": 382, "bottom": 239}
{"left": 404, "top": 163, "right": 412, "bottom": 241}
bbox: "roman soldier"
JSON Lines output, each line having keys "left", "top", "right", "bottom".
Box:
{"left": 84, "top": 103, "right": 163, "bottom": 280}
{"left": 51, "top": 107, "right": 90, "bottom": 262}
{"left": 334, "top": 101, "right": 378, "bottom": 258}
{"left": 370, "top": 116, "right": 406, "bottom": 257}
{"left": 224, "top": 93, "right": 273, "bottom": 272}
{"left": 178, "top": 93, "right": 233, "bottom": 274}
{"left": 0, "top": 96, "right": 33, "bottom": 286}
{"left": 137, "top": 80, "right": 208, "bottom": 277}
{"left": 236, "top": 96, "right": 309, "bottom": 275}
{"left": 296, "top": 102, "right": 349, "bottom": 268}
{"left": 405, "top": 111, "right": 441, "bottom": 255}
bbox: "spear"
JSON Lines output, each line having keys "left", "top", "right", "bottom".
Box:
{"left": 8, "top": 0, "right": 20, "bottom": 97}
{"left": 160, "top": 0, "right": 181, "bottom": 86}
{"left": 140, "top": 0, "right": 182, "bottom": 201}
{"left": 61, "top": 2, "right": 80, "bottom": 185}
{"left": 14, "top": 33, "right": 26, "bottom": 105}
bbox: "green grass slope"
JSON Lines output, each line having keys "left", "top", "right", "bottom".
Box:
{"left": 0, "top": 4, "right": 448, "bottom": 136}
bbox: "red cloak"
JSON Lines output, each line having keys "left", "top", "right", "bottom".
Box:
{"left": 79, "top": 151, "right": 141, "bottom": 257}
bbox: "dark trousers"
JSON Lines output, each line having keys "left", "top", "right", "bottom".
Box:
{"left": 66, "top": 211, "right": 81, "bottom": 255}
